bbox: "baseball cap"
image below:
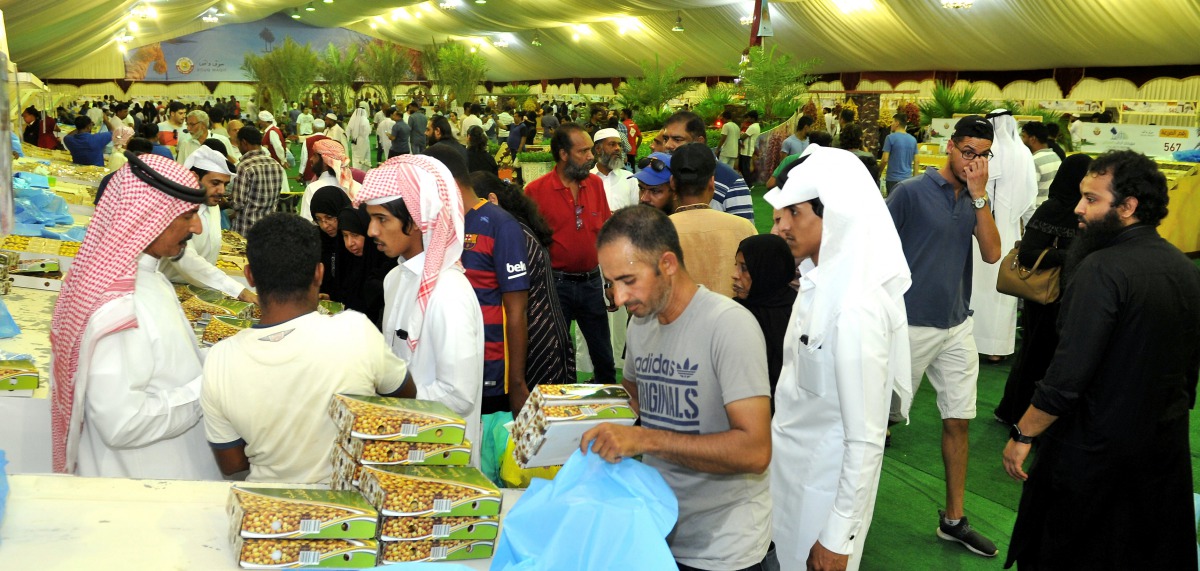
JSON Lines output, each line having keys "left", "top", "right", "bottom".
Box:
{"left": 951, "top": 115, "right": 994, "bottom": 140}
{"left": 631, "top": 152, "right": 672, "bottom": 186}
{"left": 670, "top": 143, "right": 715, "bottom": 186}
{"left": 593, "top": 128, "right": 621, "bottom": 142}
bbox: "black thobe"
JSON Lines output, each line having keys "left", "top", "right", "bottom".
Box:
{"left": 1006, "top": 225, "right": 1200, "bottom": 570}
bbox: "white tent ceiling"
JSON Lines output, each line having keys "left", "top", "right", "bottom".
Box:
{"left": 4, "top": 0, "right": 1200, "bottom": 82}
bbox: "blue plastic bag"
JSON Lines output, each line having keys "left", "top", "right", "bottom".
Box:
{"left": 1173, "top": 149, "right": 1200, "bottom": 163}
{"left": 490, "top": 446, "right": 678, "bottom": 571}
{"left": 0, "top": 449, "right": 8, "bottom": 541}
{"left": 0, "top": 299, "right": 21, "bottom": 339}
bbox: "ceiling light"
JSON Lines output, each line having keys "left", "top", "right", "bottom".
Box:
{"left": 324, "top": 0, "right": 334, "bottom": 3}
{"left": 672, "top": 11, "right": 684, "bottom": 32}
{"left": 414, "top": 11, "right": 422, "bottom": 18}
{"left": 739, "top": 15, "right": 754, "bottom": 25}
{"left": 306, "top": 2, "right": 316, "bottom": 11}
{"left": 617, "top": 17, "right": 640, "bottom": 35}
{"left": 941, "top": 0, "right": 973, "bottom": 7}
{"left": 118, "top": 43, "right": 128, "bottom": 53}
{"left": 438, "top": 0, "right": 461, "bottom": 9}
{"left": 202, "top": 14, "right": 219, "bottom": 23}
{"left": 493, "top": 40, "right": 508, "bottom": 47}
{"left": 531, "top": 29, "right": 542, "bottom": 47}
{"left": 476, "top": 0, "right": 486, "bottom": 3}
{"left": 291, "top": 8, "right": 301, "bottom": 19}
{"left": 225, "top": 2, "right": 235, "bottom": 12}
{"left": 369, "top": 21, "right": 377, "bottom": 29}
{"left": 131, "top": 3, "right": 157, "bottom": 19}
{"left": 127, "top": 20, "right": 139, "bottom": 32}
{"left": 469, "top": 46, "right": 477, "bottom": 53}
{"left": 572, "top": 33, "right": 580, "bottom": 42}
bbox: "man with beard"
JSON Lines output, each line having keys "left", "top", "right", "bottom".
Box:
{"left": 581, "top": 205, "right": 775, "bottom": 571}
{"left": 427, "top": 115, "right": 468, "bottom": 163}
{"left": 161, "top": 146, "right": 257, "bottom": 303}
{"left": 590, "top": 128, "right": 639, "bottom": 211}
{"left": 636, "top": 152, "right": 677, "bottom": 215}
{"left": 525, "top": 123, "right": 615, "bottom": 383}
{"left": 1002, "top": 150, "right": 1200, "bottom": 570}
{"left": 886, "top": 115, "right": 1002, "bottom": 558}
{"left": 49, "top": 153, "right": 221, "bottom": 480}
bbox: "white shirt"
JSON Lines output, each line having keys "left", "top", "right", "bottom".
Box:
{"left": 201, "top": 311, "right": 408, "bottom": 483}
{"left": 720, "top": 121, "right": 741, "bottom": 158}
{"left": 771, "top": 267, "right": 899, "bottom": 569}
{"left": 497, "top": 112, "right": 514, "bottom": 138}
{"left": 741, "top": 123, "right": 761, "bottom": 156}
{"left": 460, "top": 115, "right": 483, "bottom": 143}
{"left": 590, "top": 165, "right": 639, "bottom": 211}
{"left": 326, "top": 124, "right": 349, "bottom": 156}
{"left": 382, "top": 254, "right": 483, "bottom": 468}
{"left": 159, "top": 205, "right": 244, "bottom": 298}
{"left": 75, "top": 254, "right": 222, "bottom": 480}
{"left": 377, "top": 117, "right": 396, "bottom": 146}
{"left": 297, "top": 113, "right": 314, "bottom": 136}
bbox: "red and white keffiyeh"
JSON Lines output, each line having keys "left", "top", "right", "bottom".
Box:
{"left": 355, "top": 154, "right": 464, "bottom": 351}
{"left": 313, "top": 138, "right": 354, "bottom": 194}
{"left": 49, "top": 154, "right": 201, "bottom": 473}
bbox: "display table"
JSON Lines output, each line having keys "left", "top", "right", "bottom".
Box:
{"left": 0, "top": 474, "right": 523, "bottom": 570}
{"left": 0, "top": 288, "right": 58, "bottom": 474}
{"left": 1162, "top": 167, "right": 1200, "bottom": 255}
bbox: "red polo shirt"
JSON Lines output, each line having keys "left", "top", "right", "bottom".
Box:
{"left": 524, "top": 166, "right": 612, "bottom": 272}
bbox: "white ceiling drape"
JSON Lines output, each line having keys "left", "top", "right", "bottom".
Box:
{"left": 3, "top": 0, "right": 1199, "bottom": 81}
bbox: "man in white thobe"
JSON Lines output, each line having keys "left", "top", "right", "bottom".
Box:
{"left": 354, "top": 154, "right": 484, "bottom": 468}
{"left": 347, "top": 102, "right": 373, "bottom": 169}
{"left": 161, "top": 146, "right": 257, "bottom": 302}
{"left": 765, "top": 146, "right": 913, "bottom": 571}
{"left": 971, "top": 110, "right": 1037, "bottom": 360}
{"left": 50, "top": 153, "right": 222, "bottom": 479}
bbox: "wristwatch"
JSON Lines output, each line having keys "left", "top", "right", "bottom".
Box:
{"left": 1009, "top": 424, "right": 1034, "bottom": 444}
{"left": 972, "top": 195, "right": 988, "bottom": 210}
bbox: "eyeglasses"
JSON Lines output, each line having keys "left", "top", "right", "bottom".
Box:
{"left": 638, "top": 157, "right": 671, "bottom": 173}
{"left": 954, "top": 144, "right": 994, "bottom": 161}
{"left": 575, "top": 204, "right": 584, "bottom": 231}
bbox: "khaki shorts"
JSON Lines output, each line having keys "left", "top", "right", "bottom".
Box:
{"left": 905, "top": 317, "right": 979, "bottom": 420}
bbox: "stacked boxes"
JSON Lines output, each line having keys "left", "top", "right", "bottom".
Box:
{"left": 512, "top": 384, "right": 639, "bottom": 468}
{"left": 326, "top": 394, "right": 499, "bottom": 564}
{"left": 228, "top": 487, "right": 380, "bottom": 568}
{"left": 358, "top": 466, "right": 500, "bottom": 564}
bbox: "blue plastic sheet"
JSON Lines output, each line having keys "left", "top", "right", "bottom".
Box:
{"left": 13, "top": 184, "right": 73, "bottom": 227}
{"left": 0, "top": 450, "right": 8, "bottom": 542}
{"left": 10, "top": 133, "right": 22, "bottom": 157}
{"left": 490, "top": 447, "right": 678, "bottom": 571}
{"left": 41, "top": 226, "right": 87, "bottom": 242}
{"left": 1173, "top": 149, "right": 1200, "bottom": 163}
{"left": 0, "top": 299, "right": 21, "bottom": 339}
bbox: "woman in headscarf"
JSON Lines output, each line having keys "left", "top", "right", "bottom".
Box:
{"left": 471, "top": 171, "right": 575, "bottom": 388}
{"left": 347, "top": 102, "right": 373, "bottom": 170}
{"left": 335, "top": 206, "right": 398, "bottom": 329}
{"left": 993, "top": 153, "right": 1091, "bottom": 425}
{"left": 973, "top": 109, "right": 1038, "bottom": 363}
{"left": 309, "top": 186, "right": 352, "bottom": 299}
{"left": 466, "top": 126, "right": 498, "bottom": 175}
{"left": 300, "top": 138, "right": 358, "bottom": 220}
{"left": 732, "top": 233, "right": 798, "bottom": 400}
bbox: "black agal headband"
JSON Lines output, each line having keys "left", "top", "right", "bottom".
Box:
{"left": 124, "top": 151, "right": 207, "bottom": 203}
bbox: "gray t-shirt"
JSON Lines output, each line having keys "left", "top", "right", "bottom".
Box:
{"left": 626, "top": 287, "right": 772, "bottom": 570}
{"left": 389, "top": 120, "right": 411, "bottom": 155}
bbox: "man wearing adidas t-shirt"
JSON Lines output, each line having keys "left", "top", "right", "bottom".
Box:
{"left": 582, "top": 206, "right": 776, "bottom": 571}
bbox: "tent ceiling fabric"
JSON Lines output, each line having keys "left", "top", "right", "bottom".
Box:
{"left": 4, "top": 0, "right": 1200, "bottom": 82}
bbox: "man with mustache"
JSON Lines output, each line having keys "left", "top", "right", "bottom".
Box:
{"left": 160, "top": 146, "right": 257, "bottom": 303}
{"left": 1002, "top": 150, "right": 1200, "bottom": 570}
{"left": 49, "top": 153, "right": 221, "bottom": 480}
{"left": 525, "top": 123, "right": 616, "bottom": 383}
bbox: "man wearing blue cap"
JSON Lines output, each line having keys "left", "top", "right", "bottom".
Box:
{"left": 634, "top": 151, "right": 677, "bottom": 215}
{"left": 886, "top": 115, "right": 1003, "bottom": 557}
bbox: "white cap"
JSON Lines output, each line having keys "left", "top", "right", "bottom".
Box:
{"left": 182, "top": 145, "right": 234, "bottom": 176}
{"left": 593, "top": 128, "right": 621, "bottom": 142}
{"left": 257, "top": 110, "right": 274, "bottom": 123}
{"left": 764, "top": 144, "right": 821, "bottom": 208}
{"left": 325, "top": 112, "right": 338, "bottom": 121}
{"left": 313, "top": 119, "right": 326, "bottom": 130}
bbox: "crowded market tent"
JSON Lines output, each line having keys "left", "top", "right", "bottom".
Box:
{"left": 1, "top": 1, "right": 1200, "bottom": 570}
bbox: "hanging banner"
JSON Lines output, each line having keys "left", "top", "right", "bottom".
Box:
{"left": 1117, "top": 100, "right": 1198, "bottom": 116}
{"left": 1077, "top": 124, "right": 1200, "bottom": 158}
{"left": 123, "top": 13, "right": 414, "bottom": 83}
{"left": 1034, "top": 100, "right": 1104, "bottom": 114}
{"left": 758, "top": 0, "right": 774, "bottom": 37}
